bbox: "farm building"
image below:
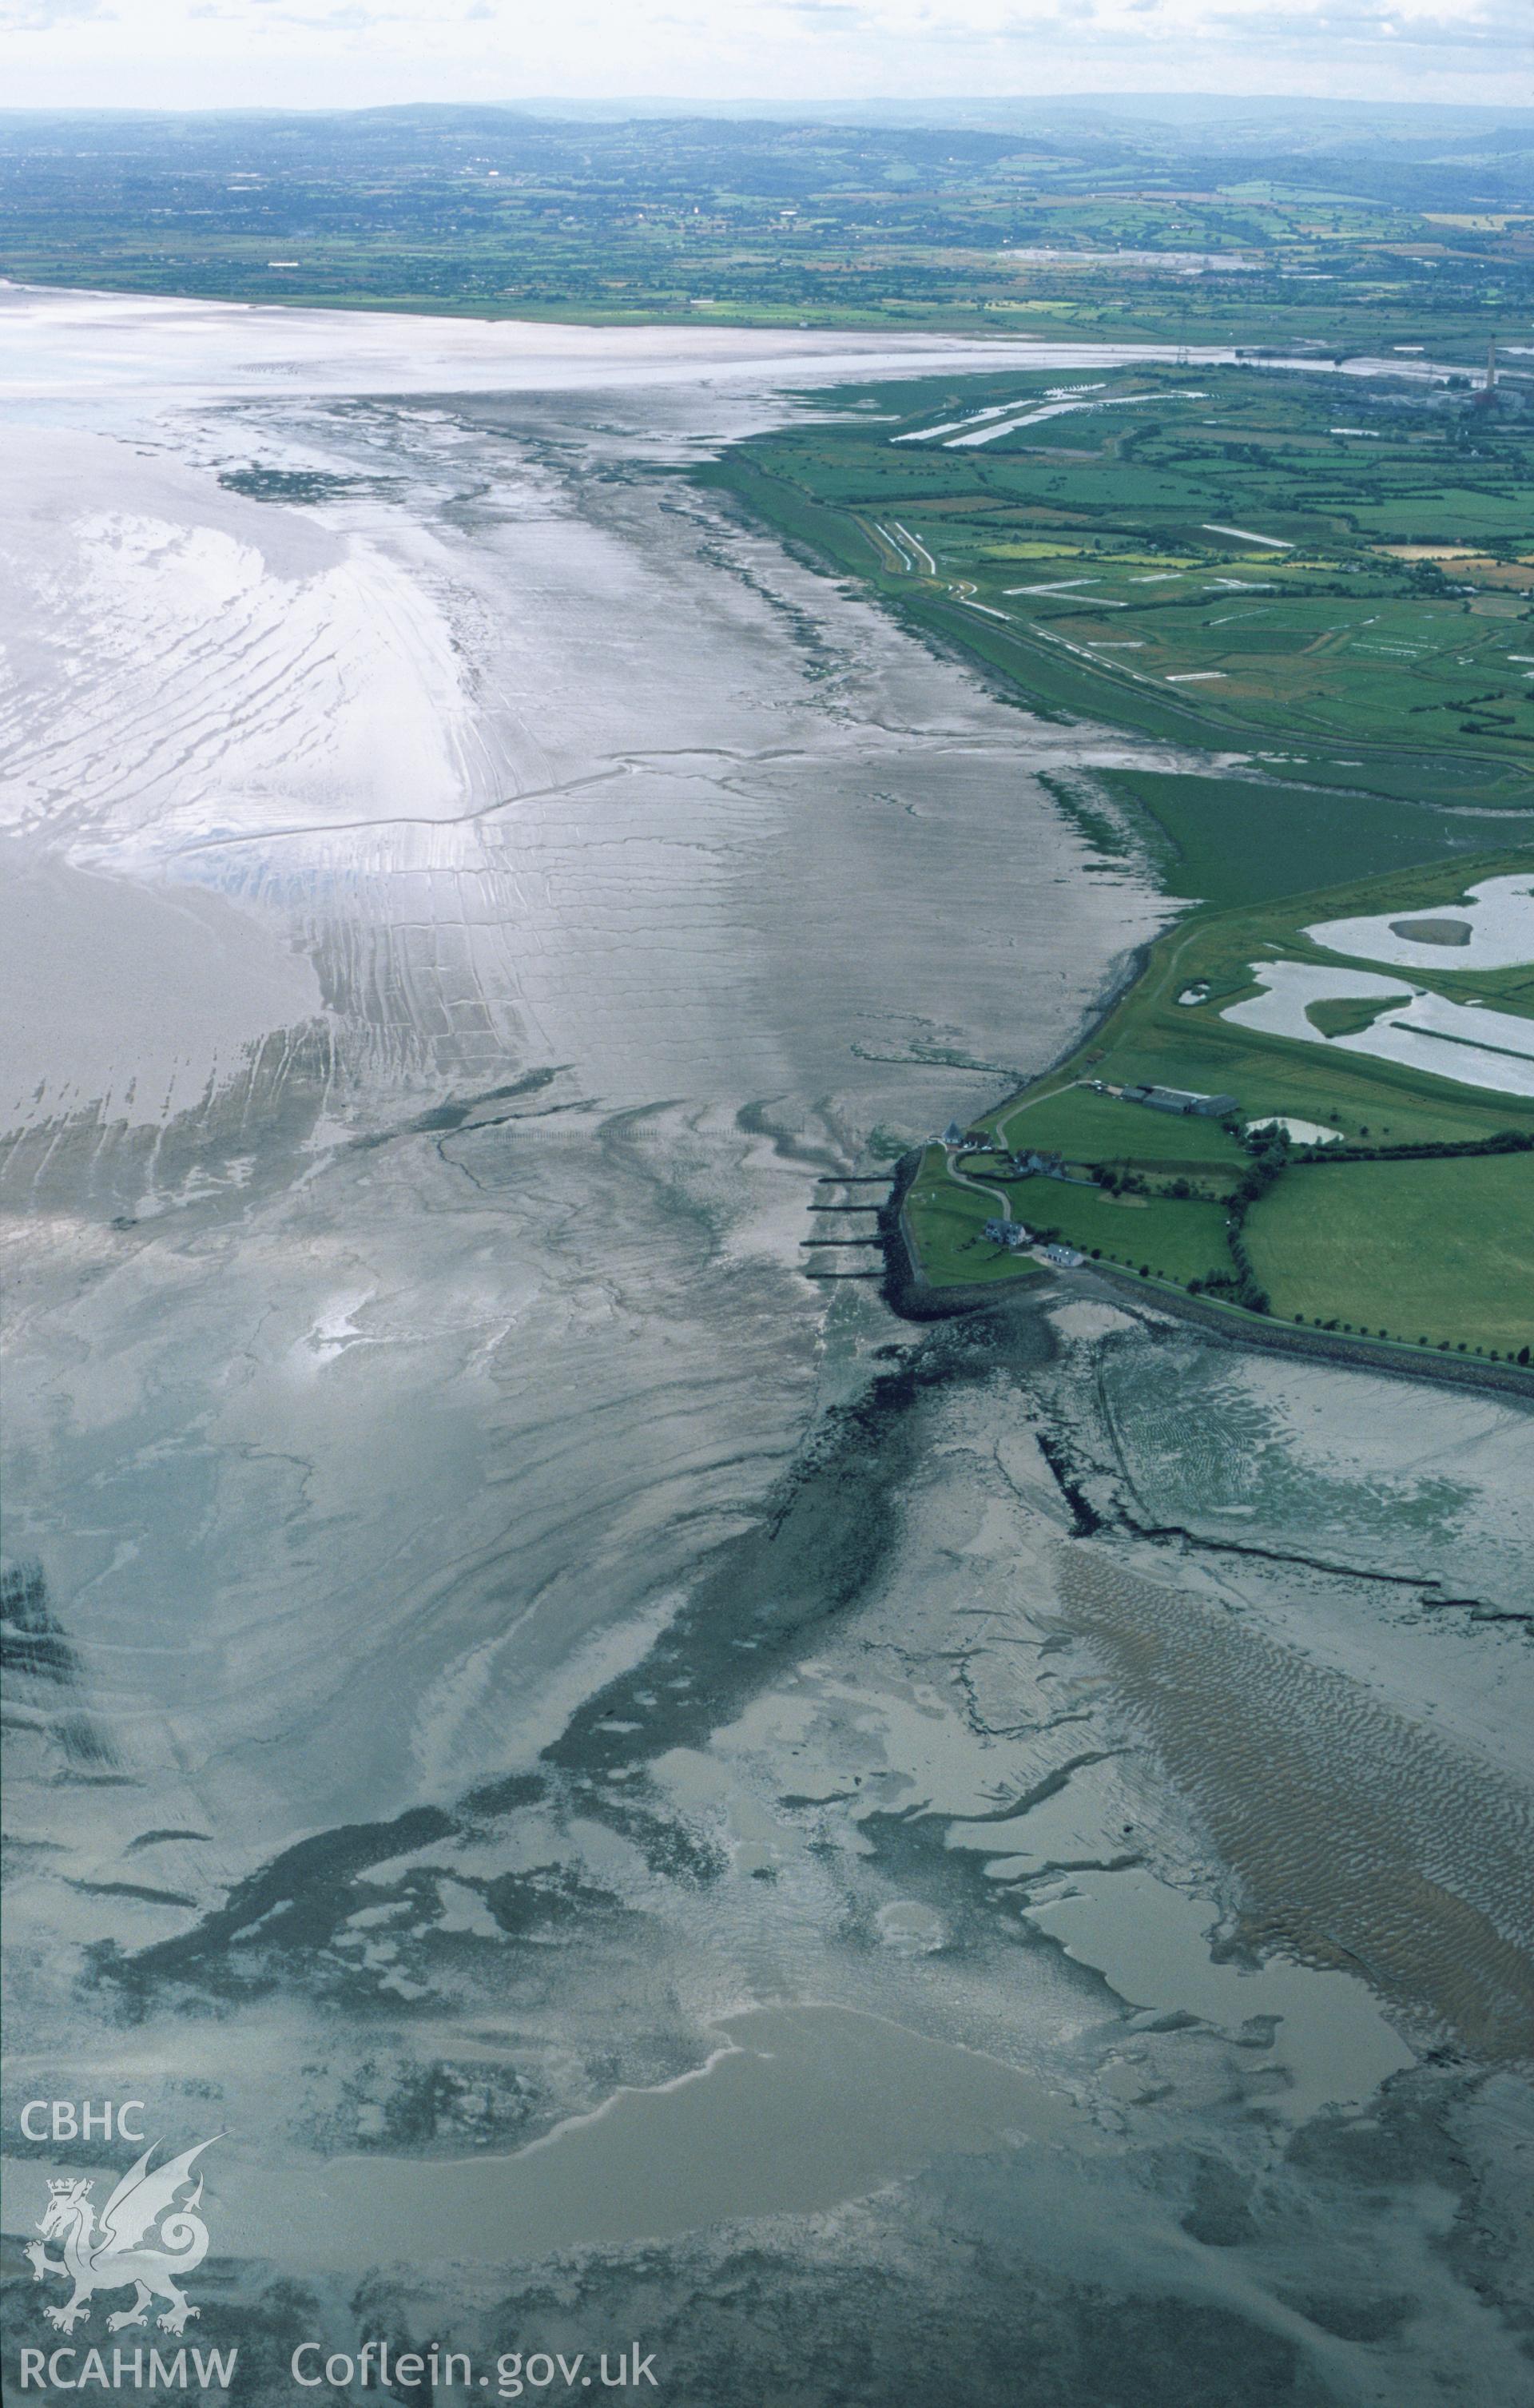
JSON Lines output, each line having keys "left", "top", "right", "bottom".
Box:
{"left": 1121, "top": 1084, "right": 1239, "bottom": 1119}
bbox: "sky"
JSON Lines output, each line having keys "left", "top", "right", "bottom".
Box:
{"left": 0, "top": 0, "right": 1530, "bottom": 113}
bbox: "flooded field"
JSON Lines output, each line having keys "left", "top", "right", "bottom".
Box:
{"left": 2, "top": 288, "right": 1531, "bottom": 2408}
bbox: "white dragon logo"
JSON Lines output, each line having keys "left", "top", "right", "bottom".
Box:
{"left": 26, "top": 2137, "right": 217, "bottom": 2337}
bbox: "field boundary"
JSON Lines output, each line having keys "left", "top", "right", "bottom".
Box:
{"left": 1083, "top": 1262, "right": 1534, "bottom": 1399}
{"left": 879, "top": 1149, "right": 1534, "bottom": 1401}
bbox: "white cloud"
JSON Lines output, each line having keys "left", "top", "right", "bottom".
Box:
{"left": 0, "top": 0, "right": 110, "bottom": 26}
{"left": 0, "top": 0, "right": 1528, "bottom": 107}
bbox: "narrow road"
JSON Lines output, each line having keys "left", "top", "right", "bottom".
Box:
{"left": 944, "top": 1151, "right": 1014, "bottom": 1217}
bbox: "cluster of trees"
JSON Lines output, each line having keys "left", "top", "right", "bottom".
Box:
{"left": 1193, "top": 1126, "right": 1286, "bottom": 1313}
{"left": 1298, "top": 1128, "right": 1534, "bottom": 1166}
{"left": 1190, "top": 1257, "right": 1270, "bottom": 1313}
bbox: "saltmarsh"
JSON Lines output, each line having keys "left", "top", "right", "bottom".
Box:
{"left": 702, "top": 361, "right": 1534, "bottom": 796}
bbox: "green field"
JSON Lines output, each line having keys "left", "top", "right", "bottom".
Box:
{"left": 976, "top": 853, "right": 1534, "bottom": 1154}
{"left": 1089, "top": 769, "right": 1530, "bottom": 910}
{"left": 5, "top": 108, "right": 1528, "bottom": 352}
{"left": 995, "top": 1083, "right": 1246, "bottom": 1166}
{"left": 1246, "top": 1154, "right": 1534, "bottom": 1354}
{"left": 898, "top": 849, "right": 1534, "bottom": 1370}
{"left": 705, "top": 363, "right": 1534, "bottom": 796}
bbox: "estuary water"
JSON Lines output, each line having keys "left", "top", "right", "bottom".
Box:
{"left": 2, "top": 288, "right": 1532, "bottom": 2408}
